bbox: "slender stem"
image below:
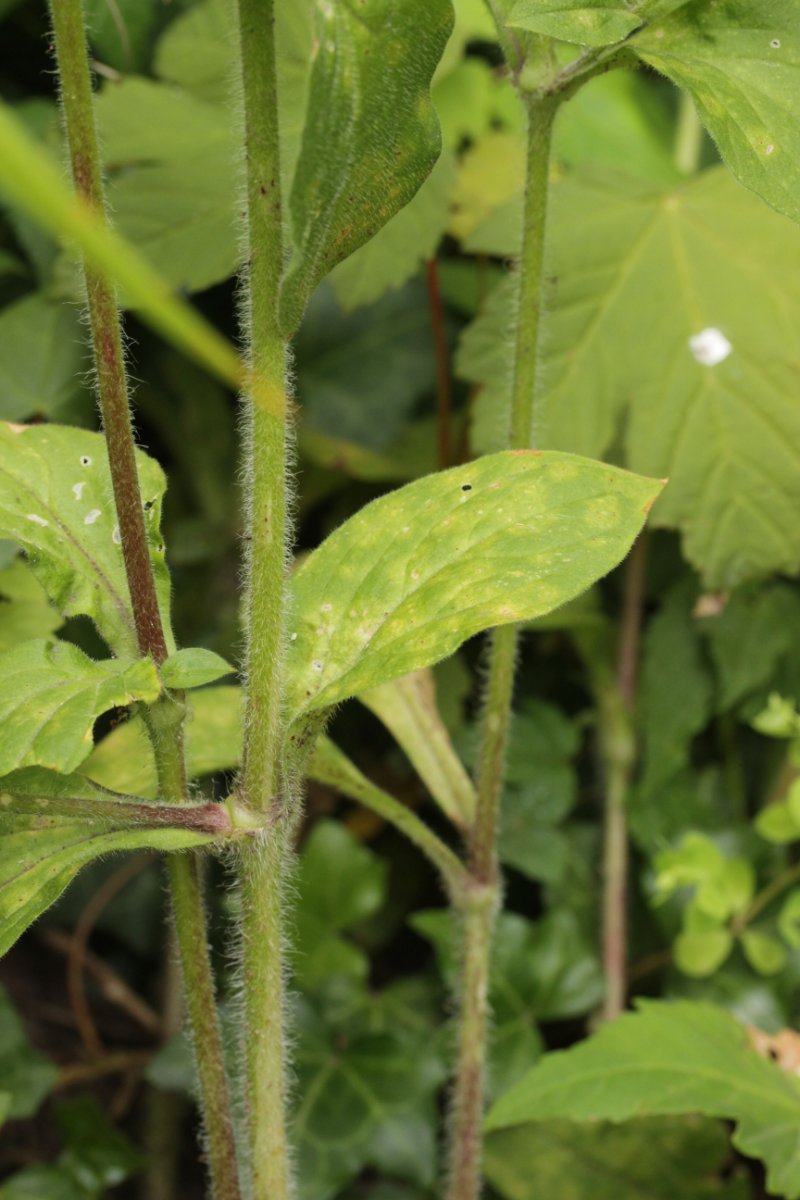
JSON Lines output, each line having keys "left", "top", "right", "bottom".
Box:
{"left": 233, "top": 1, "right": 292, "bottom": 1197}
{"left": 446, "top": 96, "right": 557, "bottom": 1200}
{"left": 674, "top": 90, "right": 704, "bottom": 175}
{"left": 49, "top": 6, "right": 240, "bottom": 1197}
{"left": 50, "top": 0, "right": 166, "bottom": 664}
{"left": 310, "top": 739, "right": 469, "bottom": 898}
{"left": 426, "top": 258, "right": 452, "bottom": 469}
{"left": 598, "top": 537, "right": 646, "bottom": 1022}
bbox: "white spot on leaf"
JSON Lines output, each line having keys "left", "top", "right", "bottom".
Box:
{"left": 26, "top": 513, "right": 48, "bottom": 527}
{"left": 84, "top": 509, "right": 102, "bottom": 525}
{"left": 72, "top": 482, "right": 86, "bottom": 500}
{"left": 770, "top": 38, "right": 781, "bottom": 48}
{"left": 80, "top": 455, "right": 92, "bottom": 467}
{"left": 312, "top": 660, "right": 323, "bottom": 672}
{"left": 112, "top": 525, "right": 121, "bottom": 545}
{"left": 689, "top": 327, "right": 732, "bottom": 366}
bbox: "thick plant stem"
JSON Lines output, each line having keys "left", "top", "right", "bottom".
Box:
{"left": 233, "top": 1, "right": 292, "bottom": 1197}
{"left": 50, "top": 5, "right": 240, "bottom": 1197}
{"left": 597, "top": 535, "right": 646, "bottom": 1022}
{"left": 446, "top": 97, "right": 557, "bottom": 1200}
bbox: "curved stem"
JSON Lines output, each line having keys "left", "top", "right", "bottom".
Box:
{"left": 739, "top": 859, "right": 800, "bottom": 930}
{"left": 232, "top": 1, "right": 292, "bottom": 1197}
{"left": 49, "top": 5, "right": 240, "bottom": 1197}
{"left": 446, "top": 95, "right": 557, "bottom": 1200}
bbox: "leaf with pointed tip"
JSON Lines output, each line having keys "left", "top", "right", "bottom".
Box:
{"left": 632, "top": 0, "right": 800, "bottom": 223}
{"left": 0, "top": 423, "right": 172, "bottom": 656}
{"left": 0, "top": 556, "right": 62, "bottom": 652}
{"left": 460, "top": 167, "right": 800, "bottom": 586}
{"left": 486, "top": 1000, "right": 800, "bottom": 1199}
{"left": 279, "top": 0, "right": 454, "bottom": 332}
{"left": 160, "top": 647, "right": 235, "bottom": 690}
{"left": 285, "top": 452, "right": 661, "bottom": 723}
{"left": 0, "top": 639, "right": 161, "bottom": 777}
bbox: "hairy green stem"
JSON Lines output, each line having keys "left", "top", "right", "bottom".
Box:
{"left": 232, "top": 1, "right": 292, "bottom": 1196}
{"left": 674, "top": 91, "right": 704, "bottom": 175}
{"left": 49, "top": 5, "right": 240, "bottom": 1196}
{"left": 446, "top": 96, "right": 557, "bottom": 1200}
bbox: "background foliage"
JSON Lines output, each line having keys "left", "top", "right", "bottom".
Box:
{"left": 1, "top": 0, "right": 800, "bottom": 1196}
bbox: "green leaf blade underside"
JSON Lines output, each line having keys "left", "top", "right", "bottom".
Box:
{"left": 462, "top": 166, "right": 800, "bottom": 587}
{"left": 632, "top": 0, "right": 800, "bottom": 224}
{"left": 0, "top": 639, "right": 160, "bottom": 776}
{"left": 486, "top": 1000, "right": 800, "bottom": 1199}
{"left": 286, "top": 452, "right": 661, "bottom": 722}
{"left": 0, "top": 812, "right": 216, "bottom": 958}
{"left": 0, "top": 423, "right": 172, "bottom": 655}
{"left": 279, "top": 0, "right": 454, "bottom": 332}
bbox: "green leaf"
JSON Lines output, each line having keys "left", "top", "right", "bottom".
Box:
{"left": 159, "top": 647, "right": 234, "bottom": 690}
{"left": 295, "top": 995, "right": 445, "bottom": 1198}
{"left": 632, "top": 0, "right": 800, "bottom": 224}
{"left": 779, "top": 892, "right": 800, "bottom": 948}
{"left": 94, "top": 78, "right": 238, "bottom": 297}
{"left": 0, "top": 807, "right": 219, "bottom": 957}
{"left": 0, "top": 294, "right": 85, "bottom": 421}
{"left": 486, "top": 999, "right": 800, "bottom": 1198}
{"left": 55, "top": 1096, "right": 143, "bottom": 1193}
{"left": 84, "top": 0, "right": 160, "bottom": 72}
{"left": 508, "top": 0, "right": 641, "bottom": 47}
{"left": 279, "top": 0, "right": 454, "bottom": 332}
{"left": 741, "top": 929, "right": 787, "bottom": 976}
{"left": 294, "top": 821, "right": 387, "bottom": 989}
{"left": 412, "top": 908, "right": 602, "bottom": 1095}
{"left": 462, "top": 166, "right": 800, "bottom": 586}
{"left": 756, "top": 800, "right": 800, "bottom": 844}
{"left": 637, "top": 582, "right": 713, "bottom": 800}
{"left": 0, "top": 556, "right": 62, "bottom": 651}
{"left": 358, "top": 668, "right": 476, "bottom": 828}
{"left": 674, "top": 924, "right": 733, "bottom": 977}
{"left": 486, "top": 1116, "right": 749, "bottom": 1200}
{"left": 699, "top": 583, "right": 800, "bottom": 711}
{"left": 0, "top": 639, "right": 160, "bottom": 776}
{"left": 0, "top": 984, "right": 56, "bottom": 1119}
{"left": 328, "top": 149, "right": 455, "bottom": 312}
{"left": 296, "top": 281, "right": 436, "bottom": 453}
{"left": 285, "top": 451, "right": 661, "bottom": 723}
{"left": 497, "top": 699, "right": 579, "bottom": 885}
{"left": 81, "top": 683, "right": 243, "bottom": 797}
{"left": 0, "top": 422, "right": 172, "bottom": 656}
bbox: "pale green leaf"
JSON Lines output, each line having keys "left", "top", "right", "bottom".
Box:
{"left": 279, "top": 0, "right": 453, "bottom": 332}
{"left": 464, "top": 165, "right": 800, "bottom": 586}
{"left": 486, "top": 1116, "right": 749, "bottom": 1200}
{"left": 95, "top": 78, "right": 238, "bottom": 296}
{"left": 778, "top": 892, "right": 800, "bottom": 949}
{"left": 674, "top": 926, "right": 733, "bottom": 976}
{"left": 0, "top": 422, "right": 172, "bottom": 655}
{"left": 329, "top": 149, "right": 455, "bottom": 312}
{"left": 508, "top": 0, "right": 641, "bottom": 47}
{"left": 0, "top": 639, "right": 160, "bottom": 776}
{"left": 285, "top": 452, "right": 661, "bottom": 722}
{"left": 486, "top": 999, "right": 800, "bottom": 1198}
{"left": 632, "top": 0, "right": 800, "bottom": 223}
{"left": 741, "top": 929, "right": 787, "bottom": 976}
{"left": 358, "top": 669, "right": 476, "bottom": 828}
{"left": 0, "top": 556, "right": 62, "bottom": 651}
{"left": 0, "top": 294, "right": 85, "bottom": 421}
{"left": 159, "top": 647, "right": 235, "bottom": 690}
{"left": 0, "top": 811, "right": 216, "bottom": 957}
